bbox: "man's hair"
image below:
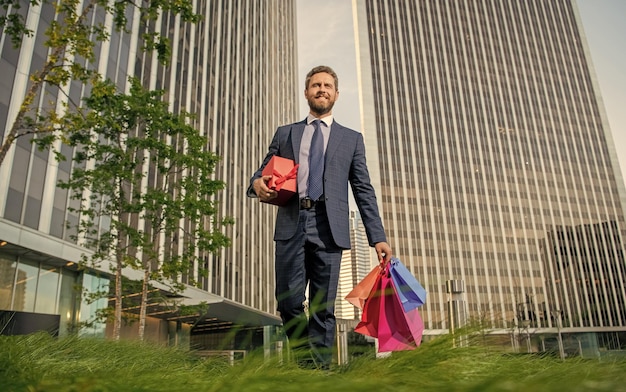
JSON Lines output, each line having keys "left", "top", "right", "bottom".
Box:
{"left": 305, "top": 65, "right": 339, "bottom": 90}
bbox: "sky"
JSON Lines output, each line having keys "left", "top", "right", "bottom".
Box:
{"left": 296, "top": 0, "right": 626, "bottom": 184}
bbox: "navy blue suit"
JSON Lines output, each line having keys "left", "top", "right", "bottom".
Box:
{"left": 248, "top": 119, "right": 386, "bottom": 365}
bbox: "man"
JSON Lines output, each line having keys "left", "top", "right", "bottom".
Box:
{"left": 247, "top": 65, "right": 391, "bottom": 368}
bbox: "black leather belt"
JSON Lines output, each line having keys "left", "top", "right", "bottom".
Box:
{"left": 300, "top": 197, "right": 324, "bottom": 210}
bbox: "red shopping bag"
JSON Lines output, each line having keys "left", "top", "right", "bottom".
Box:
{"left": 353, "top": 270, "right": 384, "bottom": 338}
{"left": 345, "top": 265, "right": 383, "bottom": 309}
{"left": 355, "top": 265, "right": 424, "bottom": 352}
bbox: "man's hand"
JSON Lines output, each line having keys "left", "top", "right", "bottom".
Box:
{"left": 375, "top": 242, "right": 392, "bottom": 265}
{"left": 253, "top": 176, "right": 277, "bottom": 202}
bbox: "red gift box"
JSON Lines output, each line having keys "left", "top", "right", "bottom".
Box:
{"left": 261, "top": 156, "right": 299, "bottom": 206}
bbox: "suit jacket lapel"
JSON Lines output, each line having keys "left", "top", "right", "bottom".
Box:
{"left": 291, "top": 120, "right": 306, "bottom": 164}
{"left": 325, "top": 121, "right": 344, "bottom": 165}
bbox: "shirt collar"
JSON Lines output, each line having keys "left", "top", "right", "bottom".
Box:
{"left": 307, "top": 114, "right": 333, "bottom": 128}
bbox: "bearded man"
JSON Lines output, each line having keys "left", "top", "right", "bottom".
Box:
{"left": 248, "top": 65, "right": 391, "bottom": 369}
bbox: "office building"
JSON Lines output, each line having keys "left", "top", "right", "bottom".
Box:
{"left": 0, "top": 0, "right": 297, "bottom": 348}
{"left": 336, "top": 211, "right": 373, "bottom": 320}
{"left": 354, "top": 0, "right": 626, "bottom": 352}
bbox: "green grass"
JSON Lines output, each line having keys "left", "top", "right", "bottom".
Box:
{"left": 1, "top": 333, "right": 625, "bottom": 392}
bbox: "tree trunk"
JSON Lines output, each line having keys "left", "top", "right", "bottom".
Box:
{"left": 138, "top": 265, "right": 150, "bottom": 341}
{"left": 113, "top": 247, "right": 123, "bottom": 340}
{"left": 112, "top": 189, "right": 126, "bottom": 341}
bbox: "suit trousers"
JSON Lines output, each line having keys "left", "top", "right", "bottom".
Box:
{"left": 275, "top": 203, "right": 343, "bottom": 366}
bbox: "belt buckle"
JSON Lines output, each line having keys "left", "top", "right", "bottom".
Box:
{"left": 301, "top": 197, "right": 313, "bottom": 209}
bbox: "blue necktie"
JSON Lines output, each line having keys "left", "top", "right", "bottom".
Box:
{"left": 307, "top": 120, "right": 324, "bottom": 200}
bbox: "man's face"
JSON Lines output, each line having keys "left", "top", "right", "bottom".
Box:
{"left": 305, "top": 72, "right": 339, "bottom": 116}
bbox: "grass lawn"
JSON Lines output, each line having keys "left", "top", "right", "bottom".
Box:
{"left": 1, "top": 332, "right": 625, "bottom": 391}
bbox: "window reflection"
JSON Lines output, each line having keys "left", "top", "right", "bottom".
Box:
{"left": 35, "top": 266, "right": 59, "bottom": 314}
{"left": 13, "top": 260, "right": 39, "bottom": 312}
{"left": 0, "top": 251, "right": 81, "bottom": 335}
{"left": 0, "top": 256, "right": 17, "bottom": 309}
{"left": 58, "top": 269, "right": 78, "bottom": 336}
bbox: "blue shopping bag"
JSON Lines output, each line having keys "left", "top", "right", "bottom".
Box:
{"left": 388, "top": 257, "right": 427, "bottom": 312}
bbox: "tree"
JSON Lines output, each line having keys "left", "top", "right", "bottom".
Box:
{"left": 0, "top": 0, "right": 200, "bottom": 166}
{"left": 1, "top": 0, "right": 215, "bottom": 340}
{"left": 50, "top": 77, "right": 232, "bottom": 340}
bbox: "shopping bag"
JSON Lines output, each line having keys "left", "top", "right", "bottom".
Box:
{"left": 389, "top": 257, "right": 427, "bottom": 312}
{"left": 355, "top": 265, "right": 424, "bottom": 352}
{"left": 353, "top": 270, "right": 384, "bottom": 338}
{"left": 345, "top": 265, "right": 382, "bottom": 309}
{"left": 376, "top": 271, "right": 424, "bottom": 352}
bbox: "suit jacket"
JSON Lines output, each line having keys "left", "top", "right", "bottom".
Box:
{"left": 247, "top": 119, "right": 386, "bottom": 249}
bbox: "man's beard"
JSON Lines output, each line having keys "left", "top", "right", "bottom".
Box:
{"left": 308, "top": 96, "right": 335, "bottom": 116}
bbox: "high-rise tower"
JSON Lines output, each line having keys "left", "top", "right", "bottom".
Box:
{"left": 354, "top": 0, "right": 626, "bottom": 349}
{"left": 336, "top": 211, "right": 373, "bottom": 320}
{"left": 0, "top": 0, "right": 297, "bottom": 342}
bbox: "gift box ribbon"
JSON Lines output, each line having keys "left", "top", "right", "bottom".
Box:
{"left": 271, "top": 164, "right": 299, "bottom": 191}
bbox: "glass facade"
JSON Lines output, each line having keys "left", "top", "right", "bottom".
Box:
{"left": 77, "top": 273, "right": 109, "bottom": 337}
{"left": 0, "top": 250, "right": 85, "bottom": 336}
{"left": 354, "top": 0, "right": 626, "bottom": 337}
